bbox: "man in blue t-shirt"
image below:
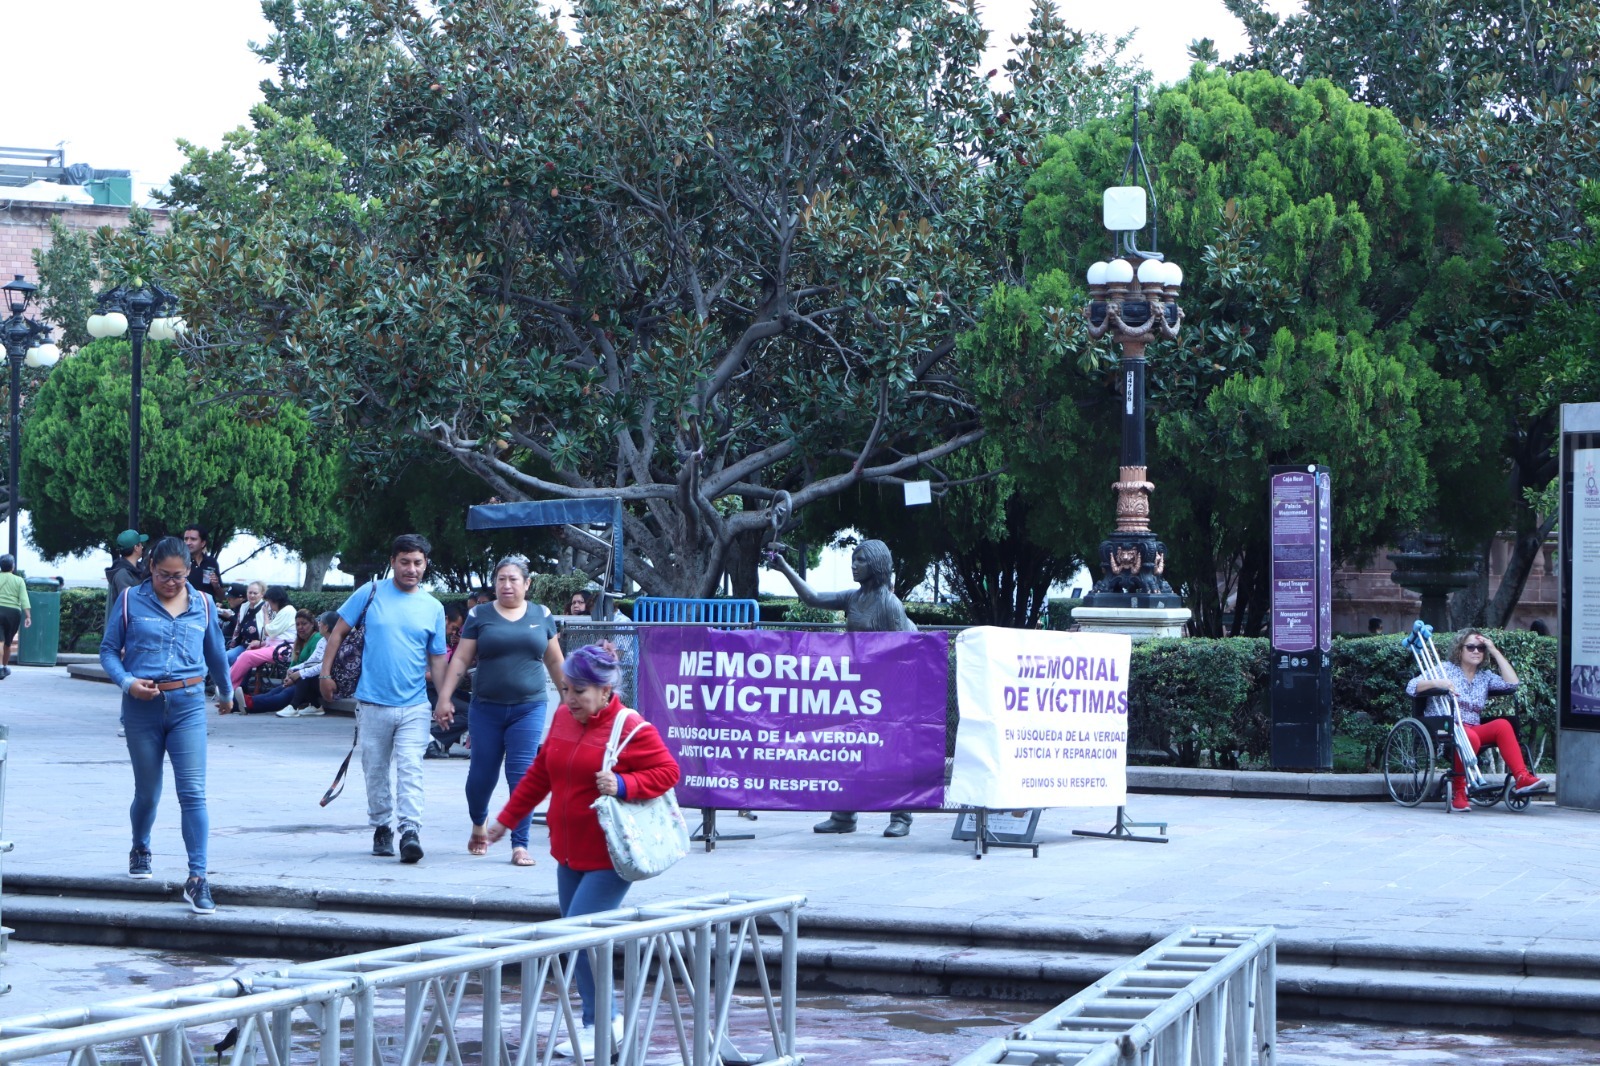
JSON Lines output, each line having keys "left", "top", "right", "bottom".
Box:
{"left": 319, "top": 534, "right": 448, "bottom": 863}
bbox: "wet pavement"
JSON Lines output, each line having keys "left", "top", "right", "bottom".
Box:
{"left": 5, "top": 943, "right": 1600, "bottom": 1063}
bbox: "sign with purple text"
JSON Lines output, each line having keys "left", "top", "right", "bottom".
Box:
{"left": 1317, "top": 469, "right": 1333, "bottom": 653}
{"left": 1569, "top": 448, "right": 1600, "bottom": 716}
{"left": 1270, "top": 470, "right": 1318, "bottom": 653}
{"left": 635, "top": 628, "right": 950, "bottom": 811}
{"left": 947, "top": 627, "right": 1130, "bottom": 809}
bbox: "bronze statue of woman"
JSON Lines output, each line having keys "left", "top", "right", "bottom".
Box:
{"left": 766, "top": 538, "right": 918, "bottom": 837}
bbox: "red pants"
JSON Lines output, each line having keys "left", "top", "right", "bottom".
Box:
{"left": 1451, "top": 718, "right": 1528, "bottom": 777}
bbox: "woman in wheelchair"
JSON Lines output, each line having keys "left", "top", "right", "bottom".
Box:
{"left": 1406, "top": 629, "right": 1546, "bottom": 812}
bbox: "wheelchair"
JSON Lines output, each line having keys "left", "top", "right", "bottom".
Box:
{"left": 1381, "top": 696, "right": 1536, "bottom": 813}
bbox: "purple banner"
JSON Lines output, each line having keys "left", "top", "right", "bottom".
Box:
{"left": 636, "top": 628, "right": 949, "bottom": 811}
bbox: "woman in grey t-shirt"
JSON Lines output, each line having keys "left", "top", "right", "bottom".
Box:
{"left": 434, "top": 555, "right": 566, "bottom": 866}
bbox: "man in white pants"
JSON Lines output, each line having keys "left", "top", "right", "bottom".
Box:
{"left": 320, "top": 534, "right": 448, "bottom": 863}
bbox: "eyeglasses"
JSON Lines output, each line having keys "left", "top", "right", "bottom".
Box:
{"left": 152, "top": 569, "right": 188, "bottom": 584}
{"left": 1463, "top": 643, "right": 1487, "bottom": 652}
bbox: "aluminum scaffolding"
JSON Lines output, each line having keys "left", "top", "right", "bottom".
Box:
{"left": 0, "top": 892, "right": 805, "bottom": 1066}
{"left": 952, "top": 926, "right": 1276, "bottom": 1066}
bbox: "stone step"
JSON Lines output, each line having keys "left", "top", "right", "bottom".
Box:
{"left": 6, "top": 889, "right": 1598, "bottom": 1033}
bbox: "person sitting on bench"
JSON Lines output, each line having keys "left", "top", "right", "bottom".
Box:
{"left": 1406, "top": 629, "right": 1546, "bottom": 812}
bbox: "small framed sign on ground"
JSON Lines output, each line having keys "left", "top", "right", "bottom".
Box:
{"left": 950, "top": 808, "right": 1042, "bottom": 858}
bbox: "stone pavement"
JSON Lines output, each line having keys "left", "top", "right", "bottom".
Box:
{"left": 3, "top": 663, "right": 1600, "bottom": 1026}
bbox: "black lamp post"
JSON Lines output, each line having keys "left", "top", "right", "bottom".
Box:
{"left": 1079, "top": 101, "right": 1186, "bottom": 610}
{"left": 88, "top": 279, "right": 181, "bottom": 532}
{"left": 2, "top": 275, "right": 61, "bottom": 559}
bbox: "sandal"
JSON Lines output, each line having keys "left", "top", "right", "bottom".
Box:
{"left": 511, "top": 846, "right": 535, "bottom": 867}
{"left": 467, "top": 831, "right": 489, "bottom": 856}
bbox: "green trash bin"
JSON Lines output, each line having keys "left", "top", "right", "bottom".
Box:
{"left": 16, "top": 589, "right": 61, "bottom": 666}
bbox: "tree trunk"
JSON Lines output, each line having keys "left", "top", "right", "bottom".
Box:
{"left": 724, "top": 524, "right": 765, "bottom": 600}
{"left": 1448, "top": 544, "right": 1492, "bottom": 630}
{"left": 299, "top": 552, "right": 334, "bottom": 591}
{"left": 1485, "top": 519, "right": 1558, "bottom": 627}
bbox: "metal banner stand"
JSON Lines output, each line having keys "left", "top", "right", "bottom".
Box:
{"left": 1072, "top": 805, "right": 1168, "bottom": 844}
{"left": 691, "top": 809, "right": 754, "bottom": 852}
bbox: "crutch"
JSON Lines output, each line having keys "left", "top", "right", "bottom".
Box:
{"left": 1402, "top": 620, "right": 1489, "bottom": 794}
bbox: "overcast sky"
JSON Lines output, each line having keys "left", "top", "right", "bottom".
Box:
{"left": 7, "top": 0, "right": 1284, "bottom": 586}
{"left": 9, "top": 0, "right": 1283, "bottom": 197}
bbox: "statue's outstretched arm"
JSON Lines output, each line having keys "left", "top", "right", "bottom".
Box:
{"left": 767, "top": 553, "right": 850, "bottom": 609}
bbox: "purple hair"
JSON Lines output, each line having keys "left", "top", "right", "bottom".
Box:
{"left": 565, "top": 644, "right": 621, "bottom": 688}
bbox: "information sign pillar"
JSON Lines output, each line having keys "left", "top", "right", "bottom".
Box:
{"left": 1558, "top": 403, "right": 1600, "bottom": 810}
{"left": 1268, "top": 465, "right": 1333, "bottom": 770}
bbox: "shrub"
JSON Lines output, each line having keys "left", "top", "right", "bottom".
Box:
{"left": 61, "top": 587, "right": 109, "bottom": 654}
{"left": 1128, "top": 638, "right": 1272, "bottom": 767}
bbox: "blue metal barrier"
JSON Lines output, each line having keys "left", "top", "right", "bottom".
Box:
{"left": 631, "top": 597, "right": 758, "bottom": 626}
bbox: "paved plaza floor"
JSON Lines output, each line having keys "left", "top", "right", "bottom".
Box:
{"left": 2, "top": 663, "right": 1599, "bottom": 957}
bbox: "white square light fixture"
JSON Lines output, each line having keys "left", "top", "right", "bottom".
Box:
{"left": 1103, "top": 186, "right": 1148, "bottom": 232}
{"left": 904, "top": 480, "right": 933, "bottom": 506}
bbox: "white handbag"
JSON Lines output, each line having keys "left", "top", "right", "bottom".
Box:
{"left": 591, "top": 710, "right": 690, "bottom": 882}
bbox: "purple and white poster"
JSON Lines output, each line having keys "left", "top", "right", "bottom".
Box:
{"left": 1317, "top": 470, "right": 1333, "bottom": 653}
{"left": 635, "top": 628, "right": 950, "bottom": 811}
{"left": 1270, "top": 471, "right": 1317, "bottom": 653}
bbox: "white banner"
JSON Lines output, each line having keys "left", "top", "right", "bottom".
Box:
{"left": 947, "top": 626, "right": 1131, "bottom": 809}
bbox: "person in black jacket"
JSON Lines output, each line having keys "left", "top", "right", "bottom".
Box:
{"left": 104, "top": 529, "right": 149, "bottom": 624}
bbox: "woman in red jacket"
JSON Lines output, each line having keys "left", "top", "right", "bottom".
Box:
{"left": 487, "top": 643, "right": 680, "bottom": 1057}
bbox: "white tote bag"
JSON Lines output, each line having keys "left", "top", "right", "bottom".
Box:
{"left": 591, "top": 710, "right": 691, "bottom": 882}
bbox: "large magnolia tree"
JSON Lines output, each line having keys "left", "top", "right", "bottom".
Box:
{"left": 161, "top": 0, "right": 1120, "bottom": 596}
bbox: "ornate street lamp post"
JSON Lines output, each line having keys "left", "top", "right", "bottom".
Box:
{"left": 87, "top": 279, "right": 182, "bottom": 532}
{"left": 2, "top": 276, "right": 61, "bottom": 559}
{"left": 1075, "top": 105, "right": 1191, "bottom": 636}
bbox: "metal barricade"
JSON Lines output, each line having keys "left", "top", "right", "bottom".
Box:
{"left": 0, "top": 892, "right": 805, "bottom": 1066}
{"left": 953, "top": 926, "right": 1276, "bottom": 1066}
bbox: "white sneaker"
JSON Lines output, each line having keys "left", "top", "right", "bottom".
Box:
{"left": 275, "top": 707, "right": 302, "bottom": 718}
{"left": 553, "top": 1017, "right": 622, "bottom": 1059}
{"left": 552, "top": 1025, "right": 593, "bottom": 1059}
{"left": 299, "top": 707, "right": 325, "bottom": 716}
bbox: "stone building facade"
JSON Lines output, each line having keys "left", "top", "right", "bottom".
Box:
{"left": 1333, "top": 535, "right": 1558, "bottom": 635}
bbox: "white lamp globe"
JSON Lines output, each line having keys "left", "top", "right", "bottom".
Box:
{"left": 103, "top": 312, "right": 129, "bottom": 337}
{"left": 1105, "top": 259, "right": 1135, "bottom": 284}
{"left": 1164, "top": 263, "right": 1184, "bottom": 288}
{"left": 86, "top": 314, "right": 109, "bottom": 339}
{"left": 148, "top": 318, "right": 174, "bottom": 342}
{"left": 169, "top": 317, "right": 187, "bottom": 336}
{"left": 1086, "top": 262, "right": 1110, "bottom": 287}
{"left": 1136, "top": 259, "right": 1166, "bottom": 284}
{"left": 26, "top": 343, "right": 61, "bottom": 368}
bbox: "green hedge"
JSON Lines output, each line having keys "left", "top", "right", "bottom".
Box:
{"left": 1128, "top": 638, "right": 1273, "bottom": 768}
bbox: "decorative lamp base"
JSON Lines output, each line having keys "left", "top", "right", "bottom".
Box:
{"left": 1071, "top": 606, "right": 1191, "bottom": 640}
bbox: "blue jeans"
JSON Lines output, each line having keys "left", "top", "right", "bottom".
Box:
{"left": 122, "top": 685, "right": 209, "bottom": 878}
{"left": 466, "top": 697, "right": 546, "bottom": 848}
{"left": 226, "top": 646, "right": 246, "bottom": 666}
{"left": 557, "top": 865, "right": 631, "bottom": 1025}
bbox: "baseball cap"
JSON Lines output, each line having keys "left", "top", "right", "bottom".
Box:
{"left": 114, "top": 529, "right": 149, "bottom": 551}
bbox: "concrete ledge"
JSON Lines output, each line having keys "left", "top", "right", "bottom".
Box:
{"left": 1126, "top": 765, "right": 1557, "bottom": 802}
{"left": 66, "top": 663, "right": 113, "bottom": 684}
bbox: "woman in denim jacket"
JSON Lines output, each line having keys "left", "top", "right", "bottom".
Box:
{"left": 100, "top": 536, "right": 234, "bottom": 913}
